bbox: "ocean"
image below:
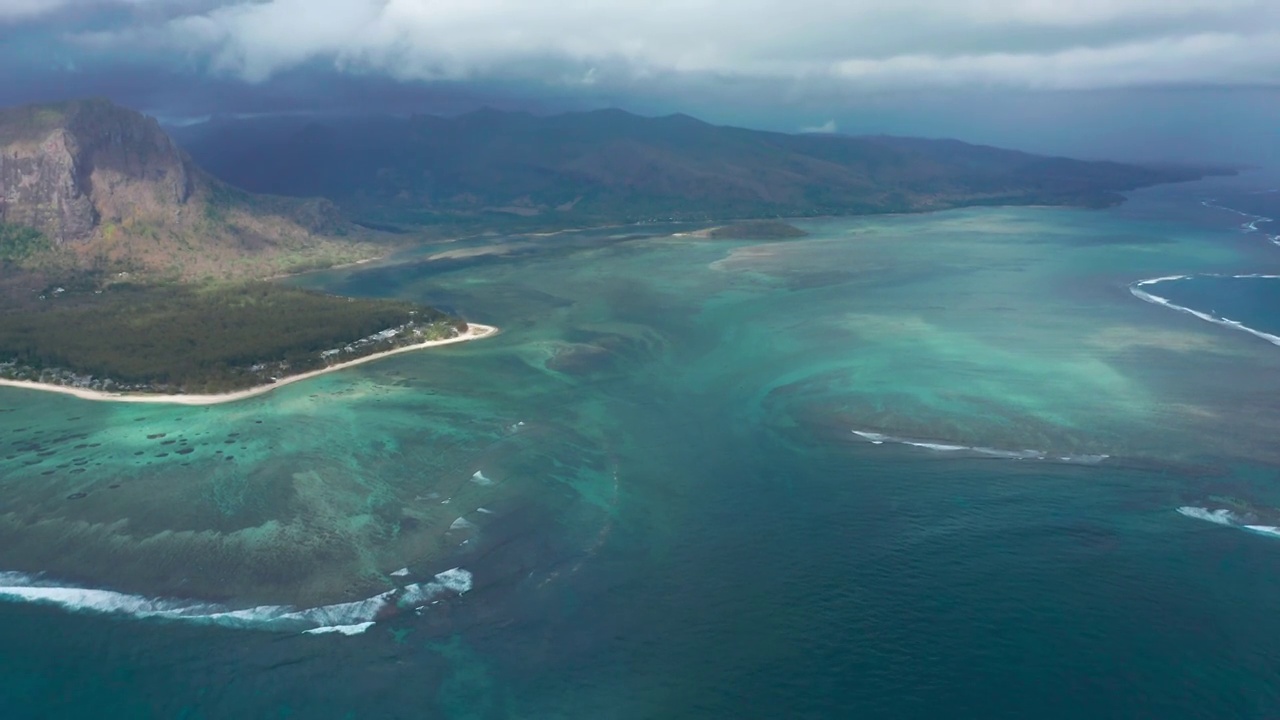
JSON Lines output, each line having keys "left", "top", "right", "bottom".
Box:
{"left": 1, "top": 173, "right": 1279, "bottom": 718}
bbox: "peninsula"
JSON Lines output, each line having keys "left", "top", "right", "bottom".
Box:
{"left": 0, "top": 323, "right": 497, "bottom": 404}
{"left": 0, "top": 98, "right": 495, "bottom": 398}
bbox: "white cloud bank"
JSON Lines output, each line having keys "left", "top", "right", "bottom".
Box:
{"left": 0, "top": 0, "right": 69, "bottom": 21}
{"left": 54, "top": 0, "right": 1280, "bottom": 89}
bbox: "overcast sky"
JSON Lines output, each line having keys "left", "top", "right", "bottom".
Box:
{"left": 3, "top": 0, "right": 1276, "bottom": 162}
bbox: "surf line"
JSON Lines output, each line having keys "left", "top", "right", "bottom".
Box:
{"left": 1177, "top": 506, "right": 1280, "bottom": 540}
{"left": 1201, "top": 198, "right": 1280, "bottom": 246}
{"left": 1129, "top": 275, "right": 1280, "bottom": 347}
{"left": 0, "top": 567, "right": 473, "bottom": 636}
{"left": 851, "top": 430, "right": 1109, "bottom": 464}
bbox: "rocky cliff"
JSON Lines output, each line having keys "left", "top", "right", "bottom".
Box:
{"left": 0, "top": 99, "right": 372, "bottom": 281}
{"left": 0, "top": 99, "right": 193, "bottom": 244}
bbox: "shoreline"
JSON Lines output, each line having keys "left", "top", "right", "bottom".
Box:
{"left": 0, "top": 323, "right": 499, "bottom": 406}
{"left": 262, "top": 253, "right": 389, "bottom": 282}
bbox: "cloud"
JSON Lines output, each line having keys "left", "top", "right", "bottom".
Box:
{"left": 54, "top": 0, "right": 1279, "bottom": 90}
{"left": 0, "top": 0, "right": 70, "bottom": 21}
{"left": 800, "top": 120, "right": 838, "bottom": 134}
{"left": 832, "top": 32, "right": 1280, "bottom": 89}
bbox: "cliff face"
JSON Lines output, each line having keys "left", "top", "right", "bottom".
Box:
{"left": 0, "top": 99, "right": 193, "bottom": 244}
{"left": 0, "top": 98, "right": 372, "bottom": 281}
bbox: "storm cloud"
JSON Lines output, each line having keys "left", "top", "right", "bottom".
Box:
{"left": 2, "top": 0, "right": 1277, "bottom": 164}
{"left": 4, "top": 0, "right": 1272, "bottom": 89}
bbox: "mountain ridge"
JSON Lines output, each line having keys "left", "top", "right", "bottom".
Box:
{"left": 172, "top": 106, "right": 1234, "bottom": 227}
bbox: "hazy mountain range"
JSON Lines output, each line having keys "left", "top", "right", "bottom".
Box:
{"left": 174, "top": 107, "right": 1231, "bottom": 228}
{"left": 0, "top": 98, "right": 1232, "bottom": 283}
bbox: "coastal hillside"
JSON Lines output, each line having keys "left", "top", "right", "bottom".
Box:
{"left": 0, "top": 98, "right": 385, "bottom": 281}
{"left": 173, "top": 108, "right": 1233, "bottom": 227}
{"left": 0, "top": 98, "right": 475, "bottom": 397}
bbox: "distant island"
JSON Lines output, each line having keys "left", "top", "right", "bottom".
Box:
{"left": 0, "top": 98, "right": 1232, "bottom": 397}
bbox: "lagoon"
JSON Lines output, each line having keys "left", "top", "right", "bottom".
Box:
{"left": 2, "top": 175, "right": 1280, "bottom": 717}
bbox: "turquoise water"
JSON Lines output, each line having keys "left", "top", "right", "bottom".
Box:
{"left": 2, "top": 176, "right": 1280, "bottom": 717}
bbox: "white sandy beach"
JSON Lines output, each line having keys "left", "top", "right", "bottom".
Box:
{"left": 0, "top": 323, "right": 499, "bottom": 406}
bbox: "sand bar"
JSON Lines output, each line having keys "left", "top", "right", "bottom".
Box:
{"left": 0, "top": 323, "right": 499, "bottom": 406}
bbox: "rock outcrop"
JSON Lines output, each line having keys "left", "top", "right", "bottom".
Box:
{"left": 0, "top": 98, "right": 371, "bottom": 281}
{"left": 0, "top": 98, "right": 193, "bottom": 244}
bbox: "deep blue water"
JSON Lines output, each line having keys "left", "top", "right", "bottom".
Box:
{"left": 2, "top": 175, "right": 1280, "bottom": 718}
{"left": 1153, "top": 275, "right": 1280, "bottom": 339}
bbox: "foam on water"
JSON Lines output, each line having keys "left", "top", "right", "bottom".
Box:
{"left": 1176, "top": 506, "right": 1238, "bottom": 526}
{"left": 449, "top": 517, "right": 476, "bottom": 531}
{"left": 432, "top": 568, "right": 474, "bottom": 592}
{"left": 906, "top": 441, "right": 969, "bottom": 452}
{"left": 852, "top": 430, "right": 1108, "bottom": 464}
{"left": 0, "top": 568, "right": 473, "bottom": 633}
{"left": 1178, "top": 507, "right": 1280, "bottom": 541}
{"left": 304, "top": 622, "right": 376, "bottom": 636}
{"left": 399, "top": 568, "right": 473, "bottom": 607}
{"left": 971, "top": 447, "right": 1048, "bottom": 460}
{"left": 1130, "top": 275, "right": 1280, "bottom": 347}
{"left": 390, "top": 567, "right": 410, "bottom": 577}
{"left": 470, "top": 471, "right": 495, "bottom": 486}
{"left": 1201, "top": 198, "right": 1280, "bottom": 245}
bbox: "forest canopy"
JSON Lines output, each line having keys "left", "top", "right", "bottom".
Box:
{"left": 0, "top": 223, "right": 48, "bottom": 262}
{"left": 0, "top": 282, "right": 456, "bottom": 393}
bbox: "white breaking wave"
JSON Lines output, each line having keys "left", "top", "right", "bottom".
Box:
{"left": 399, "top": 568, "right": 473, "bottom": 607}
{"left": 0, "top": 567, "right": 473, "bottom": 634}
{"left": 470, "top": 470, "right": 494, "bottom": 486}
{"left": 389, "top": 567, "right": 410, "bottom": 577}
{"left": 1200, "top": 198, "right": 1280, "bottom": 245}
{"left": 449, "top": 517, "right": 476, "bottom": 531}
{"left": 1178, "top": 506, "right": 1280, "bottom": 540}
{"left": 1130, "top": 275, "right": 1280, "bottom": 348}
{"left": 852, "top": 430, "right": 1108, "bottom": 464}
{"left": 851, "top": 431, "right": 887, "bottom": 444}
{"left": 304, "top": 622, "right": 376, "bottom": 636}
{"left": 971, "top": 447, "right": 1048, "bottom": 460}
{"left": 1176, "top": 506, "right": 1237, "bottom": 526}
{"left": 476, "top": 507, "right": 495, "bottom": 514}
{"left": 905, "top": 441, "right": 968, "bottom": 452}
{"left": 432, "top": 568, "right": 473, "bottom": 592}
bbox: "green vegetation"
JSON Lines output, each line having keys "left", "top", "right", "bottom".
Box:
{"left": 0, "top": 283, "right": 459, "bottom": 393}
{"left": 175, "top": 109, "right": 1231, "bottom": 231}
{"left": 705, "top": 221, "right": 808, "bottom": 240}
{"left": 0, "top": 102, "right": 69, "bottom": 145}
{"left": 0, "top": 224, "right": 48, "bottom": 262}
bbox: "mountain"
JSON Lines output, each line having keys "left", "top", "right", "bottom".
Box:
{"left": 173, "top": 108, "right": 1233, "bottom": 227}
{"left": 0, "top": 99, "right": 381, "bottom": 281}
